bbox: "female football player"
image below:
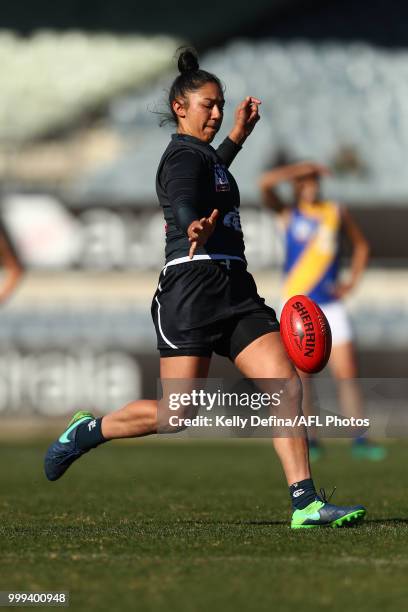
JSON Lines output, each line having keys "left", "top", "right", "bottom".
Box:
{"left": 45, "top": 49, "right": 366, "bottom": 528}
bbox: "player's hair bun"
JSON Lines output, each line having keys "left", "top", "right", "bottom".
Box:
{"left": 178, "top": 48, "right": 199, "bottom": 74}
{"left": 161, "top": 47, "right": 221, "bottom": 127}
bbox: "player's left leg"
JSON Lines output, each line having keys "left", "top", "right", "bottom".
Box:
{"left": 233, "top": 331, "right": 366, "bottom": 528}
{"left": 329, "top": 341, "right": 386, "bottom": 460}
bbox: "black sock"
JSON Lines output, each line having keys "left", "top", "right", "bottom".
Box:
{"left": 289, "top": 478, "right": 317, "bottom": 510}
{"left": 76, "top": 417, "right": 107, "bottom": 451}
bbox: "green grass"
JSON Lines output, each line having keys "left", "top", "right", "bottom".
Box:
{"left": 0, "top": 439, "right": 407, "bottom": 611}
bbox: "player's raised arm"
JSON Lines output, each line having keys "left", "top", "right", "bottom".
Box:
{"left": 216, "top": 96, "right": 261, "bottom": 168}
{"left": 229, "top": 96, "right": 261, "bottom": 146}
{"left": 258, "top": 162, "right": 331, "bottom": 215}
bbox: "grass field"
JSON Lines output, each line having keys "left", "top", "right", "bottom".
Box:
{"left": 0, "top": 438, "right": 407, "bottom": 611}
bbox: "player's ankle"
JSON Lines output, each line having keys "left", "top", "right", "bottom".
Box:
{"left": 289, "top": 478, "right": 318, "bottom": 510}
{"left": 76, "top": 417, "right": 107, "bottom": 451}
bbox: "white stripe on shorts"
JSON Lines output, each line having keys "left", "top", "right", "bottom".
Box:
{"left": 154, "top": 296, "right": 179, "bottom": 349}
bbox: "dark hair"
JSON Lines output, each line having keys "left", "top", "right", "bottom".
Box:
{"left": 160, "top": 48, "right": 223, "bottom": 126}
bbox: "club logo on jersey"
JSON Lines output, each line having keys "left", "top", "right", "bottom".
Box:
{"left": 223, "top": 207, "right": 243, "bottom": 233}
{"left": 293, "top": 218, "right": 316, "bottom": 242}
{"left": 214, "top": 163, "right": 230, "bottom": 192}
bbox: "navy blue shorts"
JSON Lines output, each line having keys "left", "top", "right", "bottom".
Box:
{"left": 151, "top": 259, "right": 279, "bottom": 360}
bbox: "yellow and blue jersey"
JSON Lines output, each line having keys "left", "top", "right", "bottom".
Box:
{"left": 283, "top": 200, "right": 341, "bottom": 305}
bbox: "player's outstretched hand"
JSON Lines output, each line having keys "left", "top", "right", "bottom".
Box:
{"left": 229, "top": 97, "right": 261, "bottom": 145}
{"left": 188, "top": 209, "right": 219, "bottom": 259}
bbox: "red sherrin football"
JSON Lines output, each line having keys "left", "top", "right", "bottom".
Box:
{"left": 280, "top": 295, "right": 332, "bottom": 374}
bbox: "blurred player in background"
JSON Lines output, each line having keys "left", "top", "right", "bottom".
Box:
{"left": 259, "top": 161, "right": 386, "bottom": 461}
{"left": 0, "top": 216, "right": 23, "bottom": 303}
